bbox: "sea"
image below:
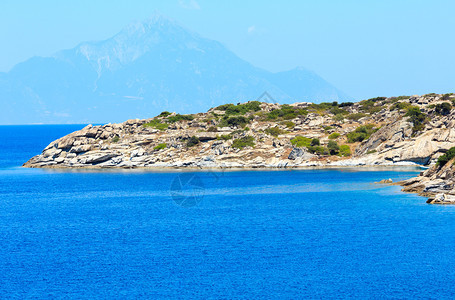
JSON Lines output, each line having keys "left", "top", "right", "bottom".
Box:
{"left": 0, "top": 125, "right": 455, "bottom": 298}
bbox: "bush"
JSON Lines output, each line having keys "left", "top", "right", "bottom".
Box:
{"left": 347, "top": 124, "right": 378, "bottom": 143}
{"left": 265, "top": 127, "right": 285, "bottom": 137}
{"left": 392, "top": 96, "right": 411, "bottom": 101}
{"left": 111, "top": 135, "right": 120, "bottom": 143}
{"left": 218, "top": 134, "right": 232, "bottom": 140}
{"left": 167, "top": 114, "right": 194, "bottom": 123}
{"left": 442, "top": 93, "right": 454, "bottom": 100}
{"left": 367, "top": 97, "right": 387, "bottom": 102}
{"left": 307, "top": 145, "right": 328, "bottom": 155}
{"left": 157, "top": 111, "right": 171, "bottom": 117}
{"left": 339, "top": 102, "right": 354, "bottom": 107}
{"left": 405, "top": 106, "right": 426, "bottom": 134}
{"left": 437, "top": 147, "right": 455, "bottom": 167}
{"left": 154, "top": 143, "right": 167, "bottom": 150}
{"left": 186, "top": 136, "right": 200, "bottom": 147}
{"left": 219, "top": 116, "right": 250, "bottom": 128}
{"left": 267, "top": 105, "right": 308, "bottom": 120}
{"left": 207, "top": 126, "right": 218, "bottom": 132}
{"left": 346, "top": 113, "right": 367, "bottom": 121}
{"left": 232, "top": 136, "right": 255, "bottom": 149}
{"left": 216, "top": 101, "right": 262, "bottom": 116}
{"left": 311, "top": 138, "right": 320, "bottom": 146}
{"left": 390, "top": 102, "right": 412, "bottom": 111}
{"left": 339, "top": 145, "right": 351, "bottom": 157}
{"left": 327, "top": 140, "right": 340, "bottom": 155}
{"left": 333, "top": 114, "right": 345, "bottom": 122}
{"left": 143, "top": 119, "right": 169, "bottom": 131}
{"left": 309, "top": 102, "right": 338, "bottom": 111}
{"left": 329, "top": 106, "right": 348, "bottom": 115}
{"left": 328, "top": 132, "right": 340, "bottom": 139}
{"left": 281, "top": 121, "right": 295, "bottom": 129}
{"left": 434, "top": 102, "right": 452, "bottom": 116}
{"left": 290, "top": 136, "right": 312, "bottom": 148}
{"left": 359, "top": 99, "right": 383, "bottom": 113}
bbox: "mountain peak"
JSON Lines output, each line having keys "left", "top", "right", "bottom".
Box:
{"left": 1, "top": 14, "right": 351, "bottom": 124}
{"left": 121, "top": 12, "right": 185, "bottom": 37}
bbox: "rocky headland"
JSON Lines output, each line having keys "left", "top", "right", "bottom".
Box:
{"left": 24, "top": 93, "right": 455, "bottom": 202}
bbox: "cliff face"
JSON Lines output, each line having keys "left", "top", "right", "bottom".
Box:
{"left": 24, "top": 93, "right": 455, "bottom": 172}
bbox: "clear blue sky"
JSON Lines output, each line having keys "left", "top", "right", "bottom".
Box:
{"left": 0, "top": 0, "right": 454, "bottom": 100}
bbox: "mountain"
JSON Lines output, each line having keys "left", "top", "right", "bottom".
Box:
{"left": 0, "top": 14, "right": 351, "bottom": 124}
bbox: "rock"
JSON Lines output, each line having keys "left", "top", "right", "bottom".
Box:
{"left": 376, "top": 179, "right": 393, "bottom": 184}
{"left": 288, "top": 148, "right": 315, "bottom": 161}
{"left": 70, "top": 144, "right": 92, "bottom": 153}
{"left": 78, "top": 152, "right": 120, "bottom": 164}
{"left": 56, "top": 137, "right": 75, "bottom": 149}
{"left": 427, "top": 193, "right": 455, "bottom": 204}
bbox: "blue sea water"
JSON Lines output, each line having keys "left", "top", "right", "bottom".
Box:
{"left": 1, "top": 125, "right": 455, "bottom": 298}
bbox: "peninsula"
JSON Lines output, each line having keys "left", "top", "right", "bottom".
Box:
{"left": 24, "top": 93, "right": 455, "bottom": 202}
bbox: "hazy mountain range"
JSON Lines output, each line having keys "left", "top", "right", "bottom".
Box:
{"left": 0, "top": 14, "right": 351, "bottom": 124}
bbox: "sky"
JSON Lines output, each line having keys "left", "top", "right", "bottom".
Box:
{"left": 0, "top": 0, "right": 454, "bottom": 100}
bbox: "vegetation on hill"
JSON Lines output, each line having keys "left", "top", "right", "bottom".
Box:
{"left": 232, "top": 136, "right": 255, "bottom": 149}
{"left": 347, "top": 124, "right": 378, "bottom": 143}
{"left": 437, "top": 147, "right": 455, "bottom": 168}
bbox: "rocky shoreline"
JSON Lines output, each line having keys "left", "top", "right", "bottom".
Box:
{"left": 24, "top": 93, "right": 455, "bottom": 203}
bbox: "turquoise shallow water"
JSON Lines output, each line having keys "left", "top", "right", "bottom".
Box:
{"left": 1, "top": 125, "right": 455, "bottom": 298}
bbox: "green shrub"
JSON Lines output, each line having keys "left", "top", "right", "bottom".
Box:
{"left": 157, "top": 111, "right": 171, "bottom": 117}
{"left": 437, "top": 147, "right": 455, "bottom": 168}
{"left": 347, "top": 124, "right": 378, "bottom": 143}
{"left": 186, "top": 136, "right": 200, "bottom": 147}
{"left": 218, "top": 134, "right": 232, "bottom": 140}
{"left": 424, "top": 93, "right": 437, "bottom": 97}
{"left": 167, "top": 114, "right": 194, "bottom": 123}
{"left": 111, "top": 135, "right": 120, "bottom": 143}
{"left": 323, "top": 126, "right": 333, "bottom": 131}
{"left": 442, "top": 93, "right": 454, "bottom": 100}
{"left": 307, "top": 145, "right": 328, "bottom": 155}
{"left": 347, "top": 113, "right": 367, "bottom": 121}
{"left": 282, "top": 121, "right": 295, "bottom": 129}
{"left": 405, "top": 106, "right": 426, "bottom": 134}
{"left": 219, "top": 116, "right": 250, "bottom": 128}
{"left": 393, "top": 96, "right": 411, "bottom": 101}
{"left": 267, "top": 104, "right": 308, "bottom": 120}
{"left": 143, "top": 119, "right": 169, "bottom": 131}
{"left": 207, "top": 126, "right": 218, "bottom": 132}
{"left": 339, "top": 102, "right": 354, "bottom": 107}
{"left": 328, "top": 132, "right": 340, "bottom": 139}
{"left": 390, "top": 102, "right": 412, "bottom": 111}
{"left": 154, "top": 143, "right": 167, "bottom": 150}
{"left": 434, "top": 102, "right": 452, "bottom": 115}
{"left": 265, "top": 127, "right": 285, "bottom": 137}
{"left": 333, "top": 114, "right": 345, "bottom": 122}
{"left": 232, "top": 136, "right": 255, "bottom": 149}
{"left": 339, "top": 145, "right": 351, "bottom": 157}
{"left": 366, "top": 149, "right": 377, "bottom": 154}
{"left": 367, "top": 97, "right": 387, "bottom": 102}
{"left": 309, "top": 102, "right": 338, "bottom": 111}
{"left": 359, "top": 99, "right": 383, "bottom": 113}
{"left": 290, "top": 136, "right": 312, "bottom": 148}
{"left": 311, "top": 138, "right": 320, "bottom": 146}
{"left": 216, "top": 101, "right": 262, "bottom": 116}
{"left": 327, "top": 140, "right": 340, "bottom": 155}
{"left": 329, "top": 106, "right": 348, "bottom": 115}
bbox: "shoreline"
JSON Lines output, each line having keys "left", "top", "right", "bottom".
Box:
{"left": 22, "top": 163, "right": 425, "bottom": 172}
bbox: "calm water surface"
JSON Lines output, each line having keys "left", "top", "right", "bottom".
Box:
{"left": 0, "top": 125, "right": 454, "bottom": 298}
